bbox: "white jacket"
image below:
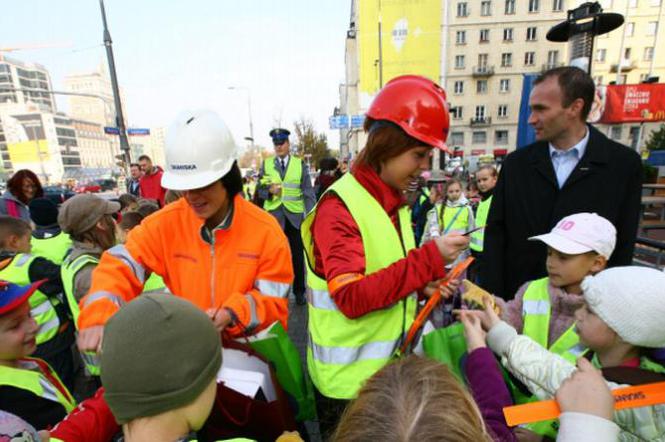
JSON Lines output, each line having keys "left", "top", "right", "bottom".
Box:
{"left": 487, "top": 321, "right": 665, "bottom": 441}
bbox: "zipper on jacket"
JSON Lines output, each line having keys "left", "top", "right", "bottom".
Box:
{"left": 210, "top": 236, "right": 216, "bottom": 308}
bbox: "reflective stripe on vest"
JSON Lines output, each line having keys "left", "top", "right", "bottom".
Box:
{"left": 0, "top": 357, "right": 76, "bottom": 413}
{"left": 519, "top": 277, "right": 588, "bottom": 437}
{"left": 302, "top": 173, "right": 417, "bottom": 399}
{"left": 107, "top": 244, "right": 147, "bottom": 285}
{"left": 30, "top": 231, "right": 72, "bottom": 265}
{"left": 0, "top": 254, "right": 60, "bottom": 346}
{"left": 470, "top": 196, "right": 491, "bottom": 252}
{"left": 254, "top": 279, "right": 290, "bottom": 298}
{"left": 61, "top": 254, "right": 100, "bottom": 327}
{"left": 262, "top": 156, "right": 305, "bottom": 213}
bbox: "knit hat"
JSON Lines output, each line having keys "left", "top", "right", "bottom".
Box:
{"left": 529, "top": 212, "right": 616, "bottom": 259}
{"left": 101, "top": 293, "right": 222, "bottom": 424}
{"left": 58, "top": 194, "right": 120, "bottom": 235}
{"left": 28, "top": 197, "right": 59, "bottom": 227}
{"left": 581, "top": 266, "right": 665, "bottom": 348}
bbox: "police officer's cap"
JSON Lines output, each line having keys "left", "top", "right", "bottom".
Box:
{"left": 270, "top": 128, "right": 290, "bottom": 144}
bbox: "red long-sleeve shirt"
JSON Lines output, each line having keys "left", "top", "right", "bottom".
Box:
{"left": 310, "top": 165, "right": 447, "bottom": 319}
{"left": 49, "top": 388, "right": 119, "bottom": 442}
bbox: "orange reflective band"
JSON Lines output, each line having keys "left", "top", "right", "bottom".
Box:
{"left": 503, "top": 381, "right": 665, "bottom": 427}
{"left": 328, "top": 273, "right": 364, "bottom": 294}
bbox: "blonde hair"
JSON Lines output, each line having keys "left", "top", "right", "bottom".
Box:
{"left": 332, "top": 356, "right": 491, "bottom": 442}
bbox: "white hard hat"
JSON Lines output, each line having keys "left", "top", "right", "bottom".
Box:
{"left": 161, "top": 110, "right": 238, "bottom": 191}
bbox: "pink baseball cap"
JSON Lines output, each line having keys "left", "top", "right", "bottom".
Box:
{"left": 529, "top": 213, "right": 617, "bottom": 259}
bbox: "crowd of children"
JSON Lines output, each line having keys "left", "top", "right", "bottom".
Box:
{"left": 1, "top": 162, "right": 665, "bottom": 442}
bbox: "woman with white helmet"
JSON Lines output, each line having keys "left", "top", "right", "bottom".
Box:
{"left": 75, "top": 110, "right": 293, "bottom": 352}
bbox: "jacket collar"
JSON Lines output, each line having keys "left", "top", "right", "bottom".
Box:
{"left": 528, "top": 124, "right": 609, "bottom": 189}
{"left": 351, "top": 164, "right": 404, "bottom": 216}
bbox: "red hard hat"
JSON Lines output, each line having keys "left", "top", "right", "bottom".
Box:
{"left": 366, "top": 75, "right": 449, "bottom": 151}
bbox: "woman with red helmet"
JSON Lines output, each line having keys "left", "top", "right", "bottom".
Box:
{"left": 301, "top": 75, "right": 470, "bottom": 435}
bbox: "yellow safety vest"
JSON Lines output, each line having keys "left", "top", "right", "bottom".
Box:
{"left": 302, "top": 173, "right": 417, "bottom": 399}
{"left": 470, "top": 196, "right": 491, "bottom": 252}
{"left": 0, "top": 254, "right": 61, "bottom": 346}
{"left": 261, "top": 156, "right": 304, "bottom": 213}
{"left": 438, "top": 203, "right": 471, "bottom": 234}
{"left": 30, "top": 231, "right": 72, "bottom": 265}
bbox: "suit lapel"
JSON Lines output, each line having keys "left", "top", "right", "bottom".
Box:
{"left": 562, "top": 126, "right": 608, "bottom": 190}
{"left": 530, "top": 143, "right": 558, "bottom": 189}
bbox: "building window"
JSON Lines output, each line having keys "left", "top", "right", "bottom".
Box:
{"left": 478, "top": 53, "right": 489, "bottom": 67}
{"left": 504, "top": 28, "right": 514, "bottom": 41}
{"left": 644, "top": 47, "right": 654, "bottom": 61}
{"left": 647, "top": 21, "right": 658, "bottom": 36}
{"left": 472, "top": 131, "right": 487, "bottom": 144}
{"left": 456, "top": 30, "right": 467, "bottom": 44}
{"left": 450, "top": 106, "right": 464, "bottom": 119}
{"left": 529, "top": 0, "right": 540, "bottom": 12}
{"left": 475, "top": 106, "right": 487, "bottom": 119}
{"left": 626, "top": 22, "right": 635, "bottom": 37}
{"left": 457, "top": 2, "right": 469, "bottom": 17}
{"left": 547, "top": 50, "right": 560, "bottom": 68}
{"left": 553, "top": 0, "right": 564, "bottom": 10}
{"left": 640, "top": 73, "right": 650, "bottom": 82}
{"left": 480, "top": 29, "right": 490, "bottom": 42}
{"left": 524, "top": 51, "right": 536, "bottom": 66}
{"left": 481, "top": 1, "right": 492, "bottom": 15}
{"left": 624, "top": 47, "right": 632, "bottom": 59}
{"left": 526, "top": 27, "right": 537, "bottom": 41}
{"left": 505, "top": 0, "right": 516, "bottom": 14}
{"left": 498, "top": 104, "right": 508, "bottom": 118}
{"left": 450, "top": 132, "right": 465, "bottom": 146}
{"left": 501, "top": 53, "right": 513, "bottom": 67}
{"left": 596, "top": 48, "right": 607, "bottom": 62}
{"left": 500, "top": 78, "right": 510, "bottom": 92}
{"left": 495, "top": 130, "right": 509, "bottom": 145}
{"left": 455, "top": 55, "right": 466, "bottom": 69}
{"left": 454, "top": 81, "right": 465, "bottom": 94}
{"left": 477, "top": 80, "right": 488, "bottom": 94}
{"left": 610, "top": 126, "right": 622, "bottom": 140}
{"left": 618, "top": 74, "right": 628, "bottom": 85}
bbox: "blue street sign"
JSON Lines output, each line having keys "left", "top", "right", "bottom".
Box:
{"left": 104, "top": 126, "right": 120, "bottom": 135}
{"left": 350, "top": 114, "right": 365, "bottom": 128}
{"left": 329, "top": 115, "right": 349, "bottom": 130}
{"left": 127, "top": 128, "right": 150, "bottom": 136}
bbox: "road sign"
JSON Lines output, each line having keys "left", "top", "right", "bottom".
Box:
{"left": 329, "top": 115, "right": 349, "bottom": 130}
{"left": 104, "top": 126, "right": 120, "bottom": 135}
{"left": 127, "top": 128, "right": 150, "bottom": 136}
{"left": 350, "top": 114, "right": 365, "bottom": 128}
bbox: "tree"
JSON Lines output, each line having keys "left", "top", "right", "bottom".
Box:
{"left": 293, "top": 118, "right": 330, "bottom": 170}
{"left": 645, "top": 124, "right": 665, "bottom": 151}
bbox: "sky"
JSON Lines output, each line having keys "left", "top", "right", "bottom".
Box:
{"left": 3, "top": 0, "right": 349, "bottom": 150}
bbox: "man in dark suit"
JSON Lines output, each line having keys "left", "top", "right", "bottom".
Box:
{"left": 257, "top": 128, "right": 316, "bottom": 305}
{"left": 482, "top": 67, "right": 642, "bottom": 300}
{"left": 126, "top": 163, "right": 142, "bottom": 197}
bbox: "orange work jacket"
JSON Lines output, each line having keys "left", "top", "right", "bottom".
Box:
{"left": 78, "top": 194, "right": 293, "bottom": 336}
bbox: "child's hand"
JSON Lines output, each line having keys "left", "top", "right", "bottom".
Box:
{"left": 458, "top": 297, "right": 501, "bottom": 331}
{"left": 459, "top": 310, "right": 486, "bottom": 351}
{"left": 555, "top": 358, "right": 614, "bottom": 420}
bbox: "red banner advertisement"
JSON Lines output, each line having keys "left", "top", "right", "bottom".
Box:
{"left": 599, "top": 83, "right": 665, "bottom": 124}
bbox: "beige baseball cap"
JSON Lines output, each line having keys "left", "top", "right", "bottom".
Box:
{"left": 58, "top": 194, "right": 120, "bottom": 235}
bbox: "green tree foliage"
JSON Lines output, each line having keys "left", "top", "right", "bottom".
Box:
{"left": 645, "top": 124, "right": 665, "bottom": 151}
{"left": 293, "top": 118, "right": 330, "bottom": 169}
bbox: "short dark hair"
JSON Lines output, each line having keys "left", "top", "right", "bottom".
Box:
{"left": 118, "top": 193, "right": 138, "bottom": 210}
{"left": 534, "top": 66, "right": 595, "bottom": 120}
{"left": 0, "top": 216, "right": 32, "bottom": 249}
{"left": 119, "top": 211, "right": 144, "bottom": 231}
{"left": 221, "top": 161, "right": 243, "bottom": 198}
{"left": 137, "top": 155, "right": 152, "bottom": 162}
{"left": 130, "top": 163, "right": 140, "bottom": 169}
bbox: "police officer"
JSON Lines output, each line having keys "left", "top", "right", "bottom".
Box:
{"left": 258, "top": 129, "right": 316, "bottom": 305}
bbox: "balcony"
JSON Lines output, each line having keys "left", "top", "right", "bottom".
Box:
{"left": 611, "top": 59, "right": 637, "bottom": 72}
{"left": 470, "top": 117, "right": 492, "bottom": 127}
{"left": 541, "top": 62, "right": 565, "bottom": 72}
{"left": 472, "top": 65, "right": 495, "bottom": 77}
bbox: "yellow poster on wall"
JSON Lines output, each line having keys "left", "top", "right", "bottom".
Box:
{"left": 7, "top": 140, "right": 51, "bottom": 163}
{"left": 358, "top": 0, "right": 441, "bottom": 94}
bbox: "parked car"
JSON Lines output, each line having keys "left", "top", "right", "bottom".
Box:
{"left": 92, "top": 178, "right": 117, "bottom": 191}
{"left": 43, "top": 185, "right": 75, "bottom": 205}
{"left": 74, "top": 182, "right": 102, "bottom": 193}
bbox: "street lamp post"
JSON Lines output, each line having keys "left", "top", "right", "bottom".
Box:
{"left": 228, "top": 86, "right": 255, "bottom": 149}
{"left": 99, "top": 0, "right": 131, "bottom": 172}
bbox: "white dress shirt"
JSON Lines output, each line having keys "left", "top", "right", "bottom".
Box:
{"left": 549, "top": 129, "right": 589, "bottom": 188}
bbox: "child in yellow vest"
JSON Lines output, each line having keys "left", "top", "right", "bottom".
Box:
{"left": 421, "top": 178, "right": 475, "bottom": 248}
{"left": 0, "top": 280, "right": 76, "bottom": 429}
